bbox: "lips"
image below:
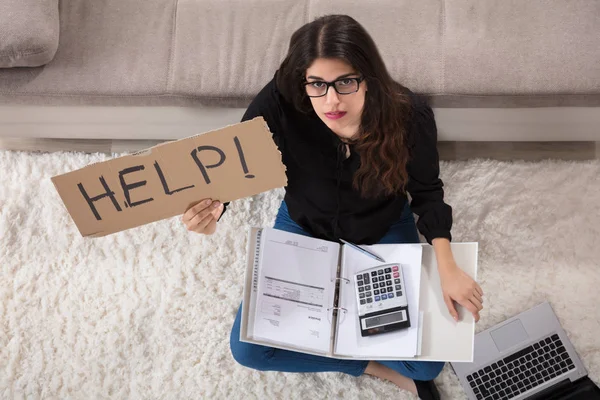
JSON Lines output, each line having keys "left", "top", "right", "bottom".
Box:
{"left": 325, "top": 111, "right": 347, "bottom": 120}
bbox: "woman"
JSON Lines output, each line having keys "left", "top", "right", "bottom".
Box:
{"left": 182, "top": 14, "right": 484, "bottom": 400}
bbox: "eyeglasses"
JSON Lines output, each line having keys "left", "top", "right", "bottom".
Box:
{"left": 303, "top": 76, "right": 364, "bottom": 98}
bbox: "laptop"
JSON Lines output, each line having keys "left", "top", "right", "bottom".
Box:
{"left": 451, "top": 301, "right": 600, "bottom": 400}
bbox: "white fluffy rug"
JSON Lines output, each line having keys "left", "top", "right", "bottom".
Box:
{"left": 1, "top": 150, "right": 599, "bottom": 400}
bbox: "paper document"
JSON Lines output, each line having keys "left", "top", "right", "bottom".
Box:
{"left": 417, "top": 311, "right": 424, "bottom": 356}
{"left": 252, "top": 229, "right": 339, "bottom": 354}
{"left": 335, "top": 243, "right": 423, "bottom": 358}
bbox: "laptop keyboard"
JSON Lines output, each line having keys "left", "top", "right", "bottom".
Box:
{"left": 467, "top": 333, "right": 575, "bottom": 400}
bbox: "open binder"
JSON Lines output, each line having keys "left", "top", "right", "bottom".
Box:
{"left": 239, "top": 227, "right": 478, "bottom": 362}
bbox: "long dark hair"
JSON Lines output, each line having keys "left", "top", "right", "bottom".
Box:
{"left": 276, "top": 14, "right": 414, "bottom": 198}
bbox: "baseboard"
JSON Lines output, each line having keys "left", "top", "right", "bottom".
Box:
{"left": 437, "top": 141, "right": 599, "bottom": 161}
{"left": 0, "top": 105, "right": 599, "bottom": 142}
{"left": 0, "top": 105, "right": 246, "bottom": 140}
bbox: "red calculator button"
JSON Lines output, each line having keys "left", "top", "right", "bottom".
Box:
{"left": 393, "top": 272, "right": 399, "bottom": 278}
{"left": 392, "top": 266, "right": 399, "bottom": 272}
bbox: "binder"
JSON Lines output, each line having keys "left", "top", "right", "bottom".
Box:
{"left": 240, "top": 227, "right": 477, "bottom": 362}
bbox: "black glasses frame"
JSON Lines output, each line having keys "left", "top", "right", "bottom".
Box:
{"left": 303, "top": 76, "right": 365, "bottom": 98}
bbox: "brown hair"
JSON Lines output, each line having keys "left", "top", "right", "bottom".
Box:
{"left": 276, "top": 14, "right": 414, "bottom": 198}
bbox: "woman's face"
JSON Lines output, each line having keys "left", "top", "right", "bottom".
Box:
{"left": 305, "top": 58, "right": 367, "bottom": 140}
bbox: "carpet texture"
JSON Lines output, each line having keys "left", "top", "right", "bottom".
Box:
{"left": 0, "top": 150, "right": 599, "bottom": 399}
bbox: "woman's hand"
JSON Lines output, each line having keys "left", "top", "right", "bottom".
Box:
{"left": 182, "top": 198, "right": 224, "bottom": 235}
{"left": 438, "top": 260, "right": 484, "bottom": 322}
{"left": 432, "top": 238, "right": 484, "bottom": 322}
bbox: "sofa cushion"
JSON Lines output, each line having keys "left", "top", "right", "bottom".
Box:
{"left": 170, "top": 0, "right": 306, "bottom": 98}
{"left": 309, "top": 0, "right": 444, "bottom": 95}
{"left": 0, "top": 0, "right": 176, "bottom": 96}
{"left": 442, "top": 0, "right": 600, "bottom": 95}
{"left": 310, "top": 0, "right": 600, "bottom": 96}
{"left": 0, "top": 0, "right": 60, "bottom": 68}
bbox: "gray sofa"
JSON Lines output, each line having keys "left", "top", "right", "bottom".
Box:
{"left": 0, "top": 0, "right": 599, "bottom": 142}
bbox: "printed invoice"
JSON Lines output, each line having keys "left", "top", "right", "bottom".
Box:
{"left": 252, "top": 228, "right": 339, "bottom": 354}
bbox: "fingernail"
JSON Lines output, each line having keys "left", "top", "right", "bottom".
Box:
{"left": 212, "top": 201, "right": 220, "bottom": 208}
{"left": 205, "top": 199, "right": 212, "bottom": 205}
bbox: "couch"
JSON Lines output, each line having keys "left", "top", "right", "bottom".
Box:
{"left": 0, "top": 0, "right": 599, "bottom": 143}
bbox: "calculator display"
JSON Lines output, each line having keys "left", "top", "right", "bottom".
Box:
{"left": 365, "top": 311, "right": 405, "bottom": 328}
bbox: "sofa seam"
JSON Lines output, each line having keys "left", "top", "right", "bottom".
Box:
{"left": 166, "top": 0, "right": 179, "bottom": 94}
{"left": 0, "top": 91, "right": 595, "bottom": 99}
{"left": 0, "top": 92, "right": 255, "bottom": 100}
{"left": 0, "top": 47, "right": 55, "bottom": 58}
{"left": 440, "top": 0, "right": 446, "bottom": 94}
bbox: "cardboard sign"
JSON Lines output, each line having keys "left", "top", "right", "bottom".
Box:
{"left": 51, "top": 117, "right": 287, "bottom": 237}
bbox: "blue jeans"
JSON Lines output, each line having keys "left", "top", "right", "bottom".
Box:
{"left": 229, "top": 201, "right": 444, "bottom": 380}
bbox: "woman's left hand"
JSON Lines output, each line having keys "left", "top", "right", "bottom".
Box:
{"left": 438, "top": 260, "right": 484, "bottom": 322}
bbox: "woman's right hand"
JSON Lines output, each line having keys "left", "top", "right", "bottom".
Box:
{"left": 182, "top": 198, "right": 224, "bottom": 235}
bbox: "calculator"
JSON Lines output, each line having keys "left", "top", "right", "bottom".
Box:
{"left": 354, "top": 263, "right": 411, "bottom": 337}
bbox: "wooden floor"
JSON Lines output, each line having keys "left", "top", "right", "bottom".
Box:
{"left": 0, "top": 138, "right": 598, "bottom": 161}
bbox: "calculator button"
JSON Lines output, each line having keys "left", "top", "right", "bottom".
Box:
{"left": 394, "top": 279, "right": 400, "bottom": 284}
{"left": 389, "top": 287, "right": 395, "bottom": 293}
{"left": 360, "top": 299, "right": 366, "bottom": 305}
{"left": 357, "top": 280, "right": 364, "bottom": 286}
{"left": 365, "top": 285, "right": 371, "bottom": 290}
{"left": 381, "top": 294, "right": 388, "bottom": 300}
{"left": 365, "top": 290, "right": 371, "bottom": 296}
{"left": 379, "top": 277, "right": 385, "bottom": 282}
{"left": 396, "top": 291, "right": 402, "bottom": 296}
{"left": 359, "top": 293, "right": 365, "bottom": 298}
{"left": 395, "top": 285, "right": 401, "bottom": 290}
{"left": 362, "top": 273, "right": 369, "bottom": 280}
{"left": 378, "top": 270, "right": 384, "bottom": 275}
{"left": 371, "top": 271, "right": 377, "bottom": 276}
{"left": 373, "top": 283, "right": 379, "bottom": 289}
{"left": 385, "top": 274, "right": 391, "bottom": 280}
{"left": 386, "top": 280, "right": 392, "bottom": 286}
{"left": 367, "top": 298, "right": 372, "bottom": 303}
{"left": 392, "top": 266, "right": 399, "bottom": 272}
{"left": 374, "top": 296, "right": 380, "bottom": 301}
{"left": 393, "top": 272, "right": 399, "bottom": 278}
{"left": 384, "top": 267, "right": 391, "bottom": 273}
{"left": 364, "top": 276, "right": 370, "bottom": 284}
{"left": 358, "top": 287, "right": 364, "bottom": 292}
{"left": 388, "top": 293, "right": 394, "bottom": 298}
{"left": 374, "top": 289, "right": 380, "bottom": 295}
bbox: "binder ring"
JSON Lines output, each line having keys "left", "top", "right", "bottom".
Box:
{"left": 335, "top": 277, "right": 350, "bottom": 284}
{"left": 327, "top": 306, "right": 347, "bottom": 314}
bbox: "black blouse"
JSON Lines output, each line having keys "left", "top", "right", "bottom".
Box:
{"left": 221, "top": 75, "right": 452, "bottom": 245}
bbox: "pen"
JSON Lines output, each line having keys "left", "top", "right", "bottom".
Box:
{"left": 339, "top": 239, "right": 386, "bottom": 263}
